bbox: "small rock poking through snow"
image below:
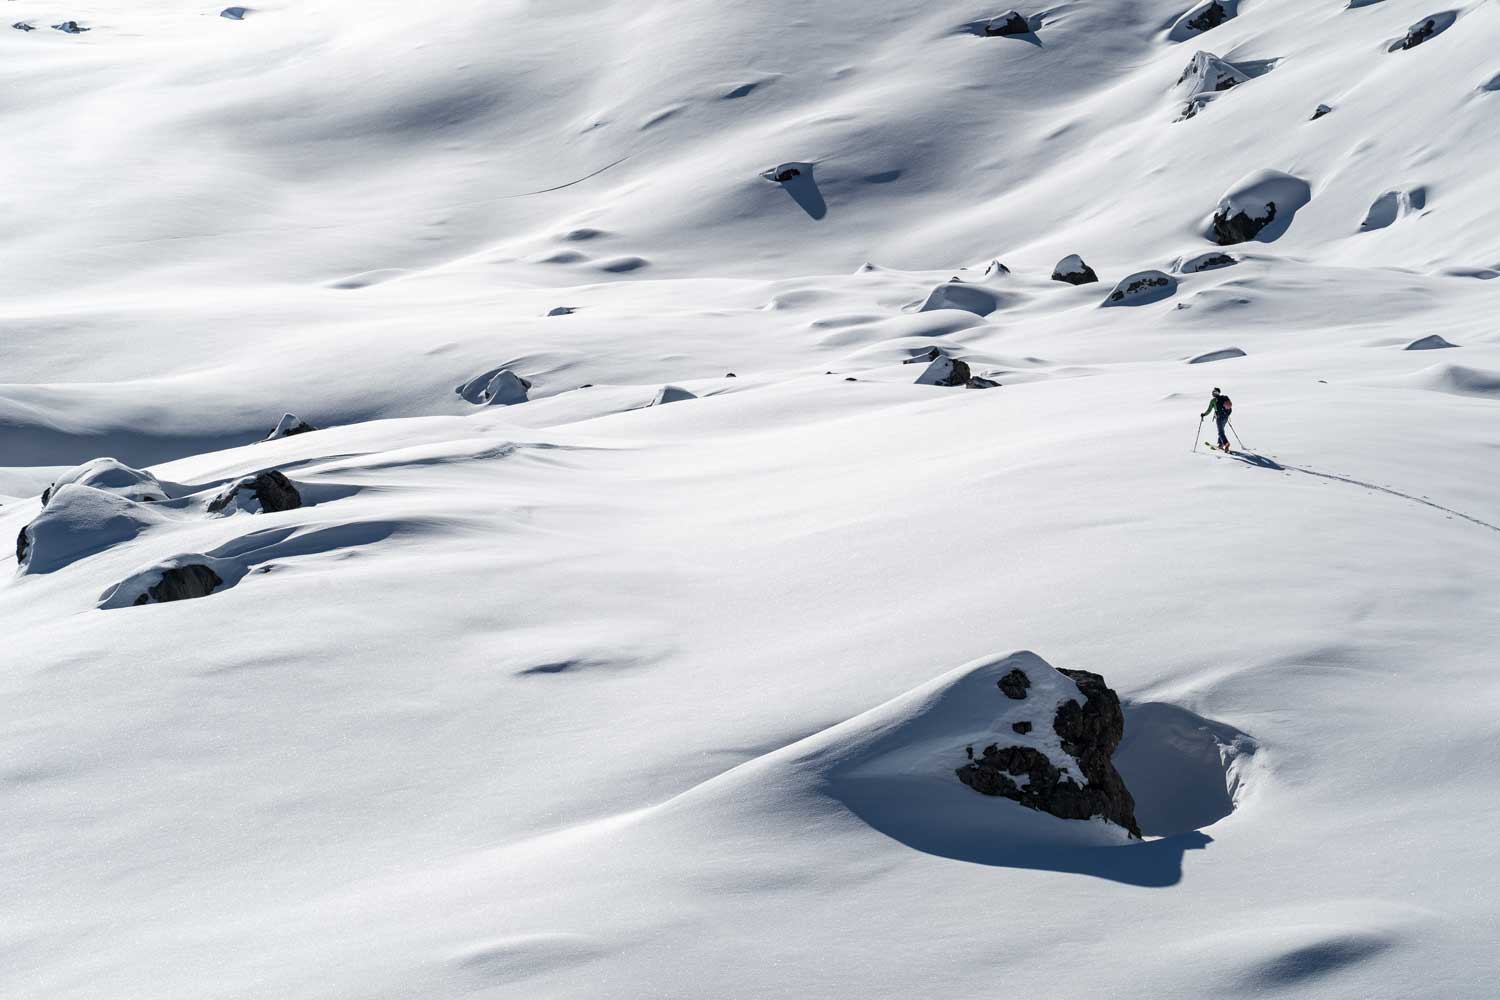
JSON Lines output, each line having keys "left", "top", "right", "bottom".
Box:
{"left": 1405, "top": 334, "right": 1458, "bottom": 350}
{"left": 1103, "top": 270, "right": 1177, "bottom": 306}
{"left": 1208, "top": 169, "right": 1312, "bottom": 245}
{"left": 1174, "top": 250, "right": 1238, "bottom": 273}
{"left": 51, "top": 20, "right": 90, "bottom": 33}
{"left": 1168, "top": 0, "right": 1238, "bottom": 42}
{"left": 1175, "top": 52, "right": 1250, "bottom": 119}
{"left": 956, "top": 659, "right": 1142, "bottom": 838}
{"left": 220, "top": 7, "right": 250, "bottom": 19}
{"left": 1311, "top": 103, "right": 1334, "bottom": 120}
{"left": 1051, "top": 254, "right": 1099, "bottom": 285}
{"left": 981, "top": 11, "right": 1031, "bottom": 36}
{"left": 1391, "top": 13, "right": 1456, "bottom": 52}
{"left": 265, "top": 413, "right": 317, "bottom": 440}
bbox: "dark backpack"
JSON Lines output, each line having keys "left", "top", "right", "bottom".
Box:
{"left": 1219, "top": 395, "right": 1233, "bottom": 414}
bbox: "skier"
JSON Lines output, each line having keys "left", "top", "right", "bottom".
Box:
{"left": 1202, "top": 388, "right": 1233, "bottom": 452}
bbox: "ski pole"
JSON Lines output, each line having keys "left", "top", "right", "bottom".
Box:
{"left": 1228, "top": 420, "right": 1247, "bottom": 451}
{"left": 1193, "top": 415, "right": 1204, "bottom": 452}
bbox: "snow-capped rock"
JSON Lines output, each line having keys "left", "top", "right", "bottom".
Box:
{"left": 207, "top": 470, "right": 303, "bottom": 516}
{"left": 1208, "top": 169, "right": 1312, "bottom": 245}
{"left": 1168, "top": 0, "right": 1237, "bottom": 42}
{"left": 42, "top": 458, "right": 170, "bottom": 507}
{"left": 16, "top": 485, "right": 165, "bottom": 575}
{"left": 981, "top": 11, "right": 1030, "bottom": 36}
{"left": 265, "top": 413, "right": 317, "bottom": 441}
{"left": 915, "top": 356, "right": 972, "bottom": 387}
{"left": 1174, "top": 250, "right": 1238, "bottom": 273}
{"left": 1103, "top": 270, "right": 1177, "bottom": 306}
{"left": 1051, "top": 254, "right": 1099, "bottom": 285}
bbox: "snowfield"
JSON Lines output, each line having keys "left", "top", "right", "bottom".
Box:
{"left": 3, "top": 0, "right": 1499, "bottom": 997}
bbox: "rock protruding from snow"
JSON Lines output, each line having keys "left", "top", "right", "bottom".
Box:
{"left": 1103, "top": 270, "right": 1177, "bottom": 307}
{"left": 16, "top": 486, "right": 163, "bottom": 575}
{"left": 1405, "top": 334, "right": 1458, "bottom": 350}
{"left": 43, "top": 458, "right": 169, "bottom": 507}
{"left": 652, "top": 385, "right": 697, "bottom": 406}
{"left": 1392, "top": 13, "right": 1455, "bottom": 52}
{"left": 545, "top": 306, "right": 576, "bottom": 317}
{"left": 1189, "top": 347, "right": 1247, "bottom": 364}
{"left": 207, "top": 470, "right": 303, "bottom": 516}
{"left": 456, "top": 369, "right": 532, "bottom": 406}
{"left": 12, "top": 21, "right": 36, "bottom": 31}
{"left": 1311, "top": 103, "right": 1333, "bottom": 120}
{"left": 956, "top": 662, "right": 1141, "bottom": 838}
{"left": 916, "top": 356, "right": 972, "bottom": 387}
{"left": 981, "top": 11, "right": 1030, "bottom": 36}
{"left": 1174, "top": 250, "right": 1238, "bottom": 273}
{"left": 220, "top": 6, "right": 249, "bottom": 19}
{"left": 1175, "top": 51, "right": 1250, "bottom": 119}
{"left": 1168, "top": 0, "right": 1237, "bottom": 41}
{"left": 763, "top": 163, "right": 808, "bottom": 184}
{"left": 51, "top": 20, "right": 89, "bottom": 33}
{"left": 131, "top": 563, "right": 225, "bottom": 606}
{"left": 265, "top": 413, "right": 317, "bottom": 440}
{"left": 1208, "top": 169, "right": 1312, "bottom": 245}
{"left": 1051, "top": 254, "right": 1099, "bottom": 285}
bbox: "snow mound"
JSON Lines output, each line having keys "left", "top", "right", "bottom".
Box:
{"left": 16, "top": 485, "right": 167, "bottom": 575}
{"left": 1404, "top": 334, "right": 1457, "bottom": 350}
{"left": 652, "top": 385, "right": 697, "bottom": 406}
{"left": 1208, "top": 169, "right": 1312, "bottom": 245}
{"left": 1189, "top": 347, "right": 1247, "bottom": 364}
{"left": 1175, "top": 250, "right": 1239, "bottom": 273}
{"left": 916, "top": 282, "right": 1005, "bottom": 317}
{"left": 1389, "top": 12, "right": 1457, "bottom": 52}
{"left": 1103, "top": 270, "right": 1177, "bottom": 307}
{"left": 1168, "top": 0, "right": 1238, "bottom": 42}
{"left": 1114, "top": 702, "right": 1255, "bottom": 837}
{"left": 44, "top": 458, "right": 171, "bottom": 506}
{"left": 1360, "top": 188, "right": 1427, "bottom": 231}
{"left": 1405, "top": 364, "right": 1500, "bottom": 398}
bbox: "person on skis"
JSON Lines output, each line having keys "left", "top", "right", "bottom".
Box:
{"left": 1203, "top": 388, "right": 1233, "bottom": 451}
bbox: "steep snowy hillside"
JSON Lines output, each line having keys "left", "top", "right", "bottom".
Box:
{"left": 3, "top": 1, "right": 1499, "bottom": 998}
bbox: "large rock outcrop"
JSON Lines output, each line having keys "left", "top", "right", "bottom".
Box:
{"left": 1051, "top": 254, "right": 1098, "bottom": 285}
{"left": 956, "top": 664, "right": 1142, "bottom": 838}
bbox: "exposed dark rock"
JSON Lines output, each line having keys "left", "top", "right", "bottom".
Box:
{"left": 52, "top": 20, "right": 90, "bottom": 33}
{"left": 956, "top": 668, "right": 1142, "bottom": 838}
{"left": 1109, "top": 272, "right": 1173, "bottom": 303}
{"left": 920, "top": 356, "right": 972, "bottom": 387}
{"left": 772, "top": 167, "right": 801, "bottom": 183}
{"left": 16, "top": 526, "right": 28, "bottom": 563}
{"left": 1211, "top": 201, "right": 1276, "bottom": 245}
{"left": 1186, "top": 1, "right": 1228, "bottom": 32}
{"left": 220, "top": 6, "right": 249, "bottom": 19}
{"left": 725, "top": 372, "right": 737, "bottom": 378}
{"left": 983, "top": 11, "right": 1030, "bottom": 36}
{"left": 40, "top": 485, "right": 52, "bottom": 506}
{"left": 998, "top": 668, "right": 1031, "bottom": 700}
{"left": 966, "top": 375, "right": 1001, "bottom": 389}
{"left": 13, "top": 21, "right": 37, "bottom": 31}
{"left": 545, "top": 306, "right": 576, "bottom": 316}
{"left": 207, "top": 470, "right": 303, "bottom": 515}
{"left": 265, "top": 413, "right": 317, "bottom": 440}
{"left": 133, "top": 564, "right": 224, "bottom": 606}
{"left": 1012, "top": 720, "right": 1033, "bottom": 735}
{"left": 1311, "top": 103, "right": 1333, "bottom": 120}
{"left": 1400, "top": 18, "right": 1437, "bottom": 50}
{"left": 1052, "top": 254, "right": 1098, "bottom": 285}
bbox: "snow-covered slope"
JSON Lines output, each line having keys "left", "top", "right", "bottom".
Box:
{"left": 3, "top": 1, "right": 1499, "bottom": 997}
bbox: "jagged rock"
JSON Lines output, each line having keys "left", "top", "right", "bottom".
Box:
{"left": 956, "top": 666, "right": 1141, "bottom": 838}
{"left": 966, "top": 375, "right": 1001, "bottom": 389}
{"left": 16, "top": 526, "right": 29, "bottom": 563}
{"left": 133, "top": 564, "right": 224, "bottom": 606}
{"left": 1012, "top": 721, "right": 1033, "bottom": 734}
{"left": 1175, "top": 51, "right": 1250, "bottom": 119}
{"left": 1052, "top": 254, "right": 1098, "bottom": 285}
{"left": 1169, "top": 0, "right": 1238, "bottom": 40}
{"left": 915, "top": 356, "right": 971, "bottom": 387}
{"left": 52, "top": 20, "right": 89, "bottom": 33}
{"left": 764, "top": 164, "right": 803, "bottom": 183}
{"left": 207, "top": 470, "right": 303, "bottom": 516}
{"left": 652, "top": 385, "right": 697, "bottom": 405}
{"left": 1103, "top": 270, "right": 1177, "bottom": 306}
{"left": 982, "top": 11, "right": 1030, "bottom": 36}
{"left": 265, "top": 413, "right": 317, "bottom": 440}
{"left": 1187, "top": 1, "right": 1228, "bottom": 31}
{"left": 1311, "top": 103, "right": 1333, "bottom": 120}
{"left": 999, "top": 668, "right": 1031, "bottom": 699}
{"left": 1213, "top": 203, "right": 1274, "bottom": 244}
{"left": 1400, "top": 18, "right": 1437, "bottom": 50}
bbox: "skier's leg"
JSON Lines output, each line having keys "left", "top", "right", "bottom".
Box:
{"left": 1217, "top": 414, "right": 1230, "bottom": 449}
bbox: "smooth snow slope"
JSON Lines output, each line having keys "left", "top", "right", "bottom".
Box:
{"left": 3, "top": 0, "right": 1500, "bottom": 997}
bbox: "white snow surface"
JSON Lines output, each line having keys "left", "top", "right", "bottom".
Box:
{"left": 4, "top": 0, "right": 1500, "bottom": 997}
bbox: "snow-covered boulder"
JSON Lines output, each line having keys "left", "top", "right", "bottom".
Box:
{"left": 652, "top": 385, "right": 697, "bottom": 405}
{"left": 1102, "top": 270, "right": 1177, "bottom": 306}
{"left": 1168, "top": 0, "right": 1237, "bottom": 42}
{"left": 955, "top": 655, "right": 1141, "bottom": 838}
{"left": 265, "top": 413, "right": 317, "bottom": 440}
{"left": 1208, "top": 169, "right": 1312, "bottom": 245}
{"left": 916, "top": 282, "right": 1003, "bottom": 317}
{"left": 1174, "top": 250, "right": 1238, "bottom": 273}
{"left": 1391, "top": 12, "right": 1456, "bottom": 52}
{"left": 207, "top": 470, "right": 303, "bottom": 516}
{"left": 1175, "top": 51, "right": 1249, "bottom": 118}
{"left": 42, "top": 458, "right": 169, "bottom": 507}
{"left": 16, "top": 485, "right": 165, "bottom": 575}
{"left": 1051, "top": 254, "right": 1098, "bottom": 285}
{"left": 103, "top": 559, "right": 225, "bottom": 608}
{"left": 1405, "top": 334, "right": 1458, "bottom": 350}
{"left": 456, "top": 368, "right": 531, "bottom": 406}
